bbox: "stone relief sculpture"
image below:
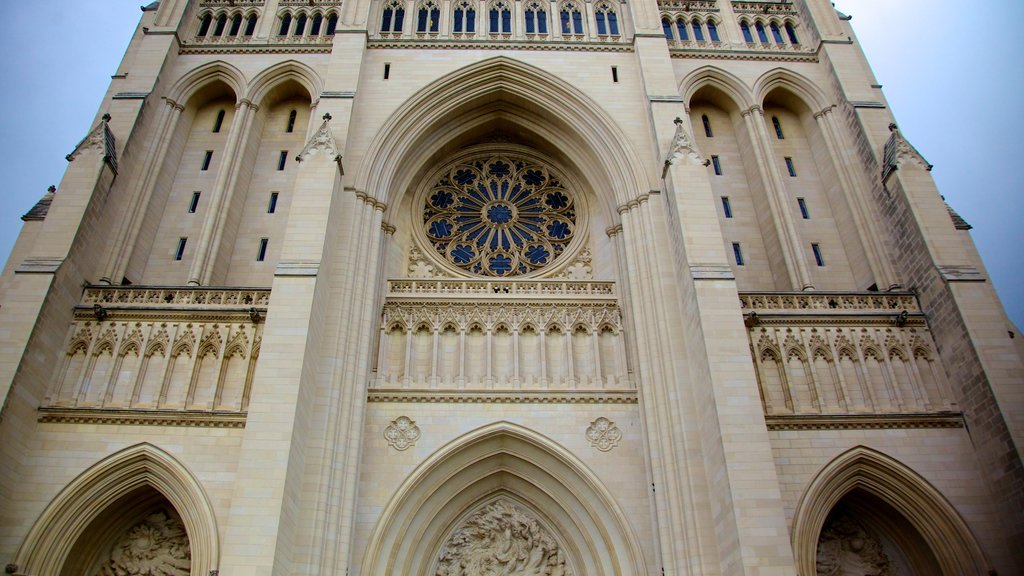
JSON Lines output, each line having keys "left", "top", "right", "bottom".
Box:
{"left": 384, "top": 416, "right": 422, "bottom": 450}
{"left": 96, "top": 510, "right": 191, "bottom": 576}
{"left": 585, "top": 417, "right": 622, "bottom": 452}
{"left": 815, "top": 514, "right": 896, "bottom": 576}
{"left": 663, "top": 117, "right": 708, "bottom": 173}
{"left": 435, "top": 499, "right": 572, "bottom": 576}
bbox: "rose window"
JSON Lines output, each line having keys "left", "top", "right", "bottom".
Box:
{"left": 422, "top": 152, "right": 578, "bottom": 277}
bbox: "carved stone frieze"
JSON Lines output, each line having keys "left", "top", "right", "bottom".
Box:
{"left": 585, "top": 417, "right": 622, "bottom": 451}
{"left": 815, "top": 514, "right": 895, "bottom": 576}
{"left": 296, "top": 114, "right": 342, "bottom": 165}
{"left": 663, "top": 117, "right": 707, "bottom": 172}
{"left": 97, "top": 511, "right": 191, "bottom": 576}
{"left": 384, "top": 416, "right": 421, "bottom": 450}
{"left": 382, "top": 301, "right": 622, "bottom": 335}
{"left": 435, "top": 499, "right": 572, "bottom": 576}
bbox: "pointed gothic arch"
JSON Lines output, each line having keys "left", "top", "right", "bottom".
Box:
{"left": 246, "top": 59, "right": 322, "bottom": 108}
{"left": 791, "top": 445, "right": 987, "bottom": 576}
{"left": 14, "top": 443, "right": 219, "bottom": 575}
{"left": 166, "top": 60, "right": 245, "bottom": 106}
{"left": 357, "top": 56, "right": 647, "bottom": 219}
{"left": 362, "top": 421, "right": 645, "bottom": 575}
{"left": 752, "top": 67, "right": 831, "bottom": 113}
{"left": 679, "top": 65, "right": 754, "bottom": 111}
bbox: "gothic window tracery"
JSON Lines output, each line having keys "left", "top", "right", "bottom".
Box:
{"left": 525, "top": 1, "right": 548, "bottom": 34}
{"left": 382, "top": 0, "right": 406, "bottom": 33}
{"left": 453, "top": 0, "right": 476, "bottom": 33}
{"left": 489, "top": 1, "right": 512, "bottom": 34}
{"left": 420, "top": 151, "right": 580, "bottom": 278}
{"left": 560, "top": 2, "right": 584, "bottom": 35}
{"left": 595, "top": 2, "right": 619, "bottom": 36}
{"left": 418, "top": 0, "right": 441, "bottom": 33}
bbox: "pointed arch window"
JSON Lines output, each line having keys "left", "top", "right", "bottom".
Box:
{"left": 245, "top": 14, "right": 258, "bottom": 35}
{"left": 595, "top": 3, "right": 618, "bottom": 36}
{"left": 785, "top": 22, "right": 799, "bottom": 44}
{"left": 453, "top": 1, "right": 476, "bottom": 32}
{"left": 279, "top": 13, "right": 292, "bottom": 35}
{"left": 661, "top": 17, "right": 673, "bottom": 39}
{"left": 691, "top": 19, "right": 704, "bottom": 41}
{"left": 326, "top": 14, "right": 338, "bottom": 34}
{"left": 214, "top": 14, "right": 227, "bottom": 36}
{"left": 489, "top": 1, "right": 511, "bottom": 33}
{"left": 674, "top": 18, "right": 688, "bottom": 41}
{"left": 311, "top": 13, "right": 323, "bottom": 35}
{"left": 381, "top": 0, "right": 405, "bottom": 32}
{"left": 772, "top": 116, "right": 785, "bottom": 139}
{"left": 740, "top": 20, "right": 753, "bottom": 43}
{"left": 755, "top": 21, "right": 769, "bottom": 43}
{"left": 707, "top": 19, "right": 719, "bottom": 41}
{"left": 560, "top": 2, "right": 582, "bottom": 34}
{"left": 229, "top": 14, "right": 242, "bottom": 35}
{"left": 525, "top": 2, "right": 548, "bottom": 34}
{"left": 770, "top": 22, "right": 784, "bottom": 44}
{"left": 295, "top": 13, "right": 308, "bottom": 35}
{"left": 418, "top": 1, "right": 441, "bottom": 32}
{"left": 197, "top": 14, "right": 212, "bottom": 37}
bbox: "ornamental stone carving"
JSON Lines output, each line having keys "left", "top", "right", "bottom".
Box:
{"left": 384, "top": 416, "right": 421, "bottom": 450}
{"left": 815, "top": 514, "right": 895, "bottom": 576}
{"left": 435, "top": 499, "right": 572, "bottom": 576}
{"left": 97, "top": 510, "right": 191, "bottom": 576}
{"left": 296, "top": 113, "right": 342, "bottom": 164}
{"left": 585, "top": 417, "right": 622, "bottom": 451}
{"left": 663, "top": 117, "right": 707, "bottom": 172}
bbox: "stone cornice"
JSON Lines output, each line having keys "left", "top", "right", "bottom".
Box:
{"left": 38, "top": 407, "right": 248, "bottom": 428}
{"left": 368, "top": 389, "right": 638, "bottom": 403}
{"left": 765, "top": 412, "right": 964, "bottom": 431}
{"left": 366, "top": 39, "right": 634, "bottom": 52}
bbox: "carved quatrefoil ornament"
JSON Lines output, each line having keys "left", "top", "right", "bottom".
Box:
{"left": 585, "top": 417, "right": 622, "bottom": 452}
{"left": 384, "top": 416, "right": 421, "bottom": 451}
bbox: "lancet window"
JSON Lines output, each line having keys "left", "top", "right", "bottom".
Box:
{"left": 525, "top": 1, "right": 548, "bottom": 34}
{"left": 560, "top": 2, "right": 584, "bottom": 35}
{"left": 594, "top": 2, "right": 619, "bottom": 36}
{"left": 453, "top": 0, "right": 477, "bottom": 33}
{"left": 381, "top": 0, "right": 406, "bottom": 32}
{"left": 418, "top": 0, "right": 441, "bottom": 32}
{"left": 489, "top": 0, "right": 512, "bottom": 34}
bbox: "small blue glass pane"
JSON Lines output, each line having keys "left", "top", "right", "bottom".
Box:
{"left": 545, "top": 192, "right": 568, "bottom": 209}
{"left": 538, "top": 10, "right": 547, "bottom": 33}
{"left": 525, "top": 10, "right": 534, "bottom": 32}
{"left": 741, "top": 21, "right": 753, "bottom": 42}
{"left": 609, "top": 12, "right": 618, "bottom": 35}
{"left": 489, "top": 254, "right": 513, "bottom": 275}
{"left": 691, "top": 20, "right": 704, "bottom": 41}
{"left": 487, "top": 204, "right": 513, "bottom": 224}
{"left": 452, "top": 244, "right": 474, "bottom": 263}
{"left": 707, "top": 20, "right": 718, "bottom": 41}
{"left": 596, "top": 12, "right": 606, "bottom": 35}
{"left": 662, "top": 18, "right": 673, "bottom": 39}
{"left": 430, "top": 220, "right": 453, "bottom": 238}
{"left": 547, "top": 220, "right": 570, "bottom": 239}
{"left": 488, "top": 161, "right": 511, "bottom": 176}
{"left": 525, "top": 245, "right": 550, "bottom": 264}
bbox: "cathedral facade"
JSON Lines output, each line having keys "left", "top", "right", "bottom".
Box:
{"left": 0, "top": 1, "right": 1021, "bottom": 574}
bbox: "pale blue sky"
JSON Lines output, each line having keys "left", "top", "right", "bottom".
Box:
{"left": 1, "top": 1, "right": 1021, "bottom": 328}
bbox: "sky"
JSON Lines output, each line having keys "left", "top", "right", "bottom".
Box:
{"left": 0, "top": 1, "right": 1021, "bottom": 327}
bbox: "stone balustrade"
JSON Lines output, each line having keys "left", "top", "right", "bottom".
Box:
{"left": 387, "top": 278, "right": 616, "bottom": 300}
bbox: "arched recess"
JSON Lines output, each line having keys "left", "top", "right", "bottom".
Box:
{"left": 678, "top": 65, "right": 754, "bottom": 110}
{"left": 14, "top": 443, "right": 220, "bottom": 575}
{"left": 362, "top": 421, "right": 646, "bottom": 575}
{"left": 165, "top": 60, "right": 246, "bottom": 106}
{"left": 791, "top": 445, "right": 987, "bottom": 576}
{"left": 245, "top": 59, "right": 323, "bottom": 108}
{"left": 751, "top": 67, "right": 830, "bottom": 113}
{"left": 356, "top": 56, "right": 648, "bottom": 219}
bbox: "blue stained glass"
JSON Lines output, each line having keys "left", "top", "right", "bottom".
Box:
{"left": 489, "top": 254, "right": 512, "bottom": 275}
{"left": 488, "top": 161, "right": 511, "bottom": 176}
{"left": 430, "top": 220, "right": 452, "bottom": 238}
{"left": 424, "top": 153, "right": 576, "bottom": 277}
{"left": 547, "top": 220, "right": 570, "bottom": 239}
{"left": 452, "top": 244, "right": 474, "bottom": 263}
{"left": 525, "top": 245, "right": 549, "bottom": 264}
{"left": 487, "top": 203, "right": 513, "bottom": 224}
{"left": 431, "top": 190, "right": 454, "bottom": 208}
{"left": 545, "top": 192, "right": 569, "bottom": 209}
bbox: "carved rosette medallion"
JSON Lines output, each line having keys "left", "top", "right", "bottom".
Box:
{"left": 585, "top": 417, "right": 622, "bottom": 452}
{"left": 97, "top": 511, "right": 191, "bottom": 576}
{"left": 435, "top": 499, "right": 573, "bottom": 576}
{"left": 384, "top": 416, "right": 421, "bottom": 450}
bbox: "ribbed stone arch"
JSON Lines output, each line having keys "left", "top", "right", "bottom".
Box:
{"left": 245, "top": 59, "right": 322, "bottom": 108}
{"left": 791, "top": 445, "right": 988, "bottom": 576}
{"left": 753, "top": 67, "right": 831, "bottom": 112}
{"left": 166, "top": 60, "right": 245, "bottom": 106}
{"left": 14, "top": 443, "right": 219, "bottom": 575}
{"left": 679, "top": 65, "right": 754, "bottom": 111}
{"left": 362, "top": 421, "right": 645, "bottom": 575}
{"left": 356, "top": 56, "right": 648, "bottom": 220}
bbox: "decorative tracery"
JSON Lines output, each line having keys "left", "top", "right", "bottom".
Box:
{"left": 421, "top": 152, "right": 578, "bottom": 278}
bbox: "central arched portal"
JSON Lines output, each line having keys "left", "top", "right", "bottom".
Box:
{"left": 362, "top": 422, "right": 645, "bottom": 575}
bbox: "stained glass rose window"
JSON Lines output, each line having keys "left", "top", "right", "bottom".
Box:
{"left": 422, "top": 152, "right": 578, "bottom": 277}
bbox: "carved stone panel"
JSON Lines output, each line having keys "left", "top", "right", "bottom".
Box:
{"left": 96, "top": 511, "right": 191, "bottom": 576}
{"left": 384, "top": 416, "right": 421, "bottom": 450}
{"left": 816, "top": 514, "right": 896, "bottom": 576}
{"left": 585, "top": 417, "right": 622, "bottom": 451}
{"left": 435, "top": 499, "right": 572, "bottom": 576}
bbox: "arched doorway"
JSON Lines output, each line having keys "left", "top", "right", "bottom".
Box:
{"left": 792, "top": 446, "right": 987, "bottom": 576}
{"left": 362, "top": 421, "right": 645, "bottom": 575}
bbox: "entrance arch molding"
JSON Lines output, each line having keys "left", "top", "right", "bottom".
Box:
{"left": 791, "top": 445, "right": 987, "bottom": 576}
{"left": 14, "top": 442, "right": 219, "bottom": 575}
{"left": 362, "top": 420, "right": 646, "bottom": 575}
{"left": 356, "top": 56, "right": 649, "bottom": 217}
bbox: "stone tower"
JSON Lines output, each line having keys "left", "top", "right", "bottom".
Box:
{"left": 0, "top": 1, "right": 1020, "bottom": 574}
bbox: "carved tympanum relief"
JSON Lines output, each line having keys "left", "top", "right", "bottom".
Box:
{"left": 384, "top": 416, "right": 422, "bottom": 450}
{"left": 435, "top": 499, "right": 572, "bottom": 576}
{"left": 96, "top": 510, "right": 191, "bottom": 576}
{"left": 585, "top": 417, "right": 622, "bottom": 451}
{"left": 816, "top": 514, "right": 896, "bottom": 576}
